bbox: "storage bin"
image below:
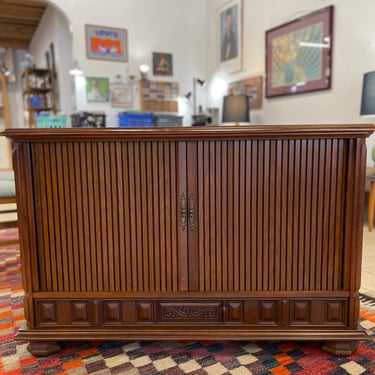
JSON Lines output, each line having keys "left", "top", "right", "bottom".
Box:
{"left": 71, "top": 112, "right": 106, "bottom": 127}
{"left": 36, "top": 115, "right": 68, "bottom": 128}
{"left": 154, "top": 114, "right": 183, "bottom": 127}
{"left": 118, "top": 112, "right": 154, "bottom": 128}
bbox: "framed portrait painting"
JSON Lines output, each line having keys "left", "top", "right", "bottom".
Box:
{"left": 153, "top": 52, "right": 173, "bottom": 76}
{"left": 86, "top": 77, "right": 109, "bottom": 102}
{"left": 217, "top": 0, "right": 242, "bottom": 73}
{"left": 265, "top": 6, "right": 334, "bottom": 98}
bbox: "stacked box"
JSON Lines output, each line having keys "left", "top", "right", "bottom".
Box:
{"left": 36, "top": 115, "right": 68, "bottom": 128}
{"left": 154, "top": 114, "right": 183, "bottom": 127}
{"left": 71, "top": 112, "right": 106, "bottom": 127}
{"left": 118, "top": 112, "right": 154, "bottom": 128}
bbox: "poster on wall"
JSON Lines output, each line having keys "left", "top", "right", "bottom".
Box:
{"left": 217, "top": 0, "right": 242, "bottom": 73}
{"left": 110, "top": 83, "right": 133, "bottom": 108}
{"left": 86, "top": 77, "right": 109, "bottom": 102}
{"left": 86, "top": 24, "right": 128, "bottom": 62}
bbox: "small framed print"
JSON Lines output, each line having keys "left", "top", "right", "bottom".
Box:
{"left": 86, "top": 77, "right": 109, "bottom": 102}
{"left": 153, "top": 52, "right": 173, "bottom": 76}
{"left": 111, "top": 83, "right": 133, "bottom": 108}
{"left": 228, "top": 76, "right": 263, "bottom": 110}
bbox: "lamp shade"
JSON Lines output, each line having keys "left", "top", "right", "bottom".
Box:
{"left": 360, "top": 71, "right": 375, "bottom": 116}
{"left": 222, "top": 94, "right": 250, "bottom": 124}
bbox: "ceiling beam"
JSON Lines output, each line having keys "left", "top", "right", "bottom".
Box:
{"left": 0, "top": 39, "right": 29, "bottom": 49}
{"left": 0, "top": 0, "right": 46, "bottom": 50}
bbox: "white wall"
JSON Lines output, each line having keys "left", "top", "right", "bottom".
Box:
{"left": 29, "top": 4, "right": 73, "bottom": 117}
{"left": 6, "top": 49, "right": 27, "bottom": 128}
{"left": 47, "top": 0, "right": 207, "bottom": 126}
{"left": 206, "top": 0, "right": 375, "bottom": 165}
{"left": 32, "top": 0, "right": 375, "bottom": 163}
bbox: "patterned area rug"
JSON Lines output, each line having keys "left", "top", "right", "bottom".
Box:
{"left": 1, "top": 232, "right": 375, "bottom": 374}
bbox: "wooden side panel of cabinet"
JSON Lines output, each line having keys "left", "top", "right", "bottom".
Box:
{"left": 187, "top": 139, "right": 348, "bottom": 293}
{"left": 30, "top": 141, "right": 185, "bottom": 293}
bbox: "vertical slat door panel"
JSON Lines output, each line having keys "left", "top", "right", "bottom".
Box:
{"left": 31, "top": 140, "right": 184, "bottom": 293}
{"left": 188, "top": 139, "right": 349, "bottom": 292}
{"left": 30, "top": 136, "right": 352, "bottom": 294}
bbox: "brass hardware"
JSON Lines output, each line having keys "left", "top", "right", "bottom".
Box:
{"left": 188, "top": 193, "right": 195, "bottom": 231}
{"left": 180, "top": 193, "right": 187, "bottom": 230}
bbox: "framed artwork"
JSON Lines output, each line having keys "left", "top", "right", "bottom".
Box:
{"left": 217, "top": 0, "right": 242, "bottom": 73}
{"left": 110, "top": 83, "right": 133, "bottom": 107}
{"left": 86, "top": 77, "right": 109, "bottom": 102}
{"left": 86, "top": 24, "right": 128, "bottom": 62}
{"left": 153, "top": 53, "right": 173, "bottom": 76}
{"left": 265, "top": 6, "right": 334, "bottom": 98}
{"left": 228, "top": 76, "right": 263, "bottom": 109}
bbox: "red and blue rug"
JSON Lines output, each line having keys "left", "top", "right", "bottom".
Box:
{"left": 1, "top": 230, "right": 375, "bottom": 374}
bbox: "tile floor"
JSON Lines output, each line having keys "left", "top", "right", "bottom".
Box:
{"left": 361, "top": 226, "right": 375, "bottom": 297}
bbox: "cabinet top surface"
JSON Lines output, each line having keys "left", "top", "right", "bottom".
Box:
{"left": 3, "top": 124, "right": 375, "bottom": 142}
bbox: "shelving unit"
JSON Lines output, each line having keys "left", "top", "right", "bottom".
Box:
{"left": 22, "top": 68, "right": 56, "bottom": 127}
{"left": 139, "top": 79, "right": 179, "bottom": 112}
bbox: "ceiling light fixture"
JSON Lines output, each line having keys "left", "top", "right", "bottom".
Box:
{"left": 69, "top": 60, "right": 83, "bottom": 76}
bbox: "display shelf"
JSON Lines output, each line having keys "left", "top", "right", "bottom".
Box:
{"left": 22, "top": 68, "right": 56, "bottom": 127}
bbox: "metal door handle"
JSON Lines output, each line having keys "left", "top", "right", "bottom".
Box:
{"left": 188, "top": 193, "right": 195, "bottom": 231}
{"left": 180, "top": 193, "right": 187, "bottom": 230}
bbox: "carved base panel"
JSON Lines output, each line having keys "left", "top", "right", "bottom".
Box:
{"left": 33, "top": 297, "right": 350, "bottom": 327}
{"left": 15, "top": 297, "right": 369, "bottom": 357}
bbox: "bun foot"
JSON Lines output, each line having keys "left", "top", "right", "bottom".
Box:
{"left": 322, "top": 341, "right": 358, "bottom": 356}
{"left": 27, "top": 341, "right": 61, "bottom": 356}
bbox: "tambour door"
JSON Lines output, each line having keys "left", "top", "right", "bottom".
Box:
{"left": 30, "top": 140, "right": 188, "bottom": 293}
{"left": 185, "top": 138, "right": 349, "bottom": 293}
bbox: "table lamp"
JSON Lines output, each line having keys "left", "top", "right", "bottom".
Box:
{"left": 222, "top": 94, "right": 250, "bottom": 125}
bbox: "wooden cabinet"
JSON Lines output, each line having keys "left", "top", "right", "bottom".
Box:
{"left": 22, "top": 68, "right": 56, "bottom": 127}
{"left": 4, "top": 124, "right": 374, "bottom": 356}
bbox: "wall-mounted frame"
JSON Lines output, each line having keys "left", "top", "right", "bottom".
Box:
{"left": 228, "top": 76, "right": 263, "bottom": 110}
{"left": 140, "top": 80, "right": 179, "bottom": 112}
{"left": 153, "top": 52, "right": 173, "bottom": 76}
{"left": 110, "top": 83, "right": 133, "bottom": 108}
{"left": 85, "top": 24, "right": 128, "bottom": 62}
{"left": 217, "top": 0, "right": 242, "bottom": 73}
{"left": 265, "top": 6, "right": 333, "bottom": 98}
{"left": 86, "top": 77, "right": 109, "bottom": 102}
